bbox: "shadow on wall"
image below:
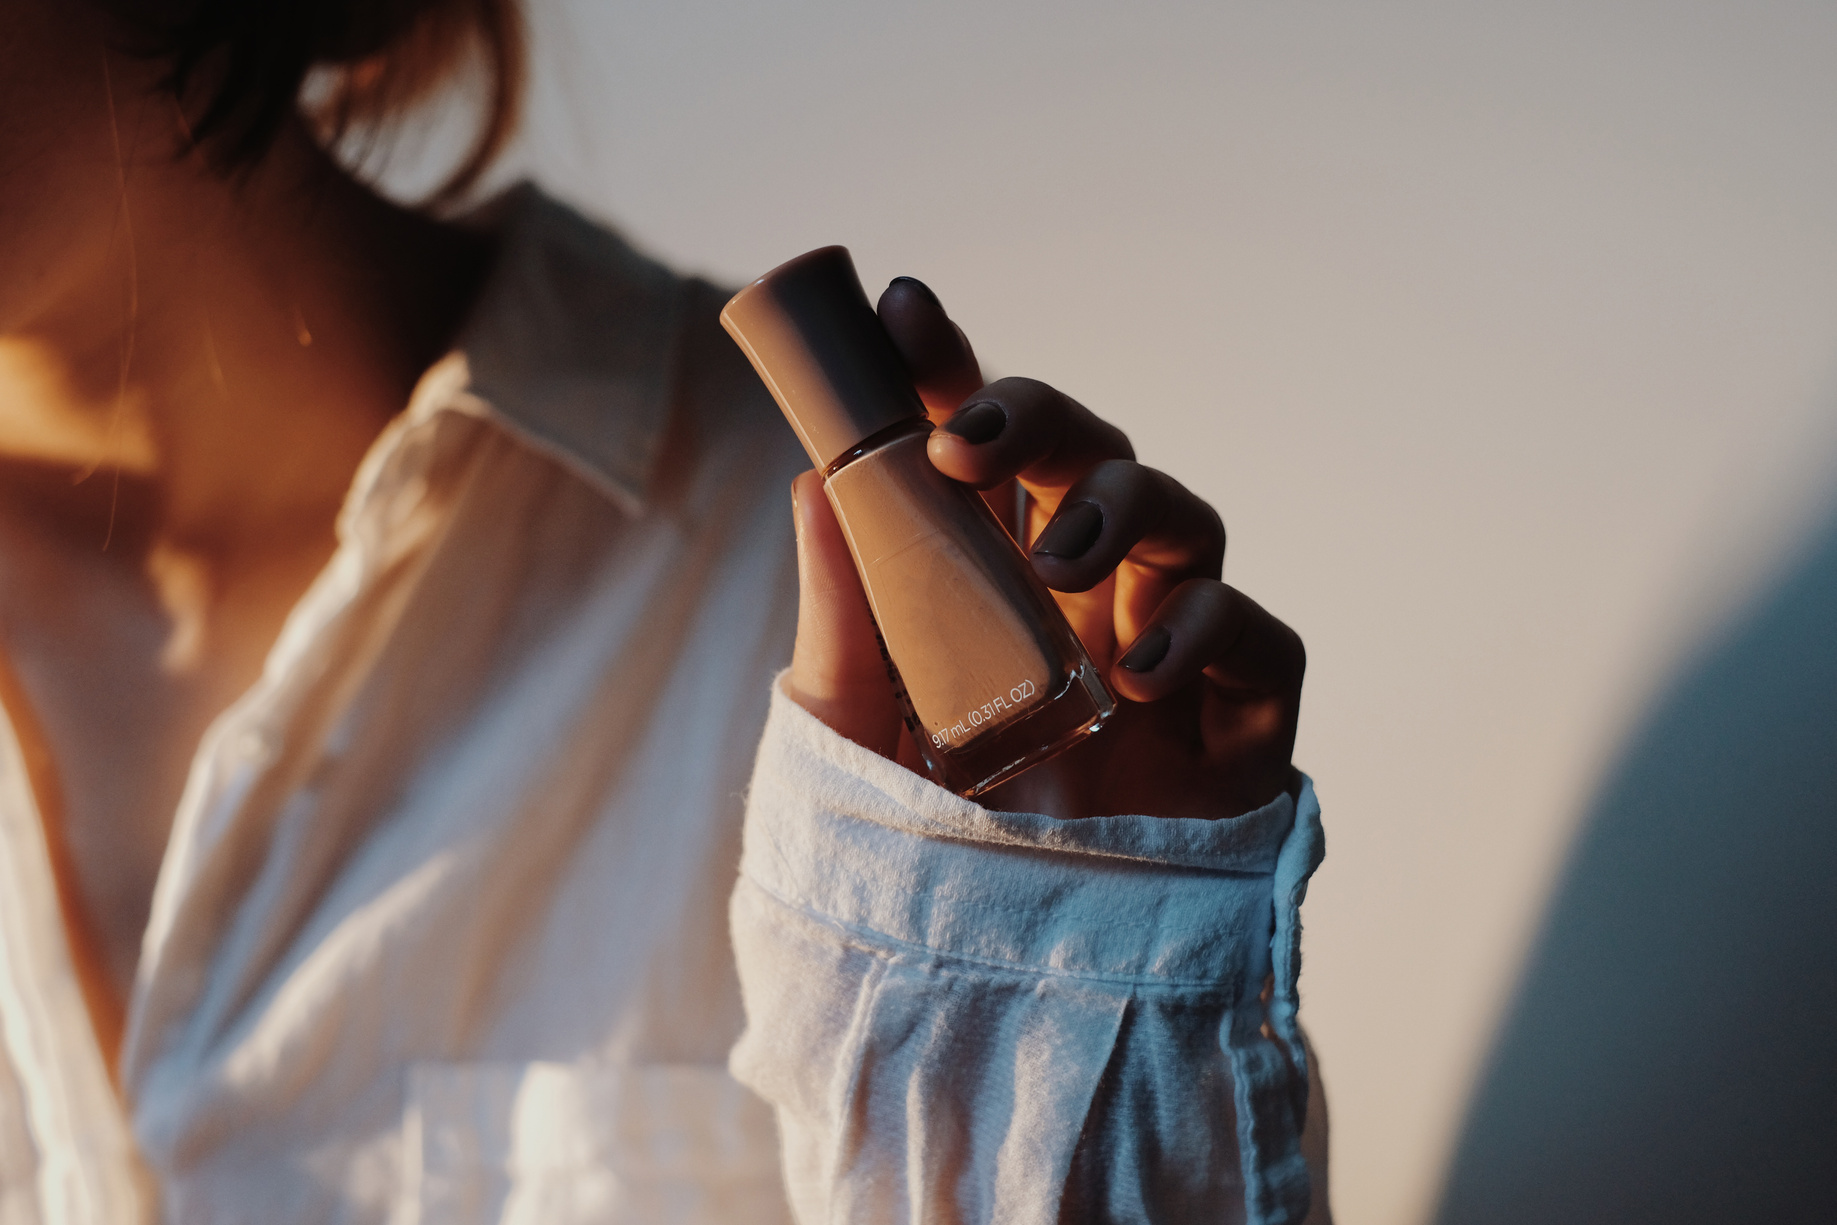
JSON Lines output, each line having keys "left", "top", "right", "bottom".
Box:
{"left": 1431, "top": 494, "right": 1837, "bottom": 1225}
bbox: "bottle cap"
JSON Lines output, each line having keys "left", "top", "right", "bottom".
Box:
{"left": 720, "top": 246, "right": 927, "bottom": 470}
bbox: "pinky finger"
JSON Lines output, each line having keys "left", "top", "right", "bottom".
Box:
{"left": 1109, "top": 579, "right": 1306, "bottom": 705}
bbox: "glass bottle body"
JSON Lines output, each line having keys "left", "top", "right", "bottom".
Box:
{"left": 823, "top": 419, "right": 1115, "bottom": 796}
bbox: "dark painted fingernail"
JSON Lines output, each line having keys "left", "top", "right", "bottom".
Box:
{"left": 1031, "top": 500, "right": 1104, "bottom": 560}
{"left": 888, "top": 276, "right": 941, "bottom": 309}
{"left": 945, "top": 401, "right": 1007, "bottom": 444}
{"left": 1119, "top": 625, "right": 1172, "bottom": 672}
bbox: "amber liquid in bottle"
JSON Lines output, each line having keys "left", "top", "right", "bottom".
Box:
{"left": 824, "top": 420, "right": 1113, "bottom": 795}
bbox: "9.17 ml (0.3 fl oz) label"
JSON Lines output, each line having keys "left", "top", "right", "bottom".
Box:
{"left": 930, "top": 678, "right": 1039, "bottom": 748}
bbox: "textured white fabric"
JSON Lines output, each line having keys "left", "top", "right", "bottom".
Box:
{"left": 732, "top": 681, "right": 1324, "bottom": 1225}
{"left": 0, "top": 185, "right": 1325, "bottom": 1224}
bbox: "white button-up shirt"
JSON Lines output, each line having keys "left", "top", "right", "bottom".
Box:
{"left": 0, "top": 187, "right": 1324, "bottom": 1225}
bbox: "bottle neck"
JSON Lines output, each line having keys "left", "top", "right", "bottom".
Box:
{"left": 821, "top": 415, "right": 932, "bottom": 478}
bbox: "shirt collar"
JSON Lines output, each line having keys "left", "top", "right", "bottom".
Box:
{"left": 449, "top": 183, "right": 692, "bottom": 515}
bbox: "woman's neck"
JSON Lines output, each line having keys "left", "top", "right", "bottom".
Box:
{"left": 0, "top": 34, "right": 496, "bottom": 1037}
{"left": 0, "top": 118, "right": 491, "bottom": 564}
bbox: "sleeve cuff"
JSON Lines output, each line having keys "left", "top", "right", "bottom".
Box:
{"left": 740, "top": 672, "right": 1319, "bottom": 993}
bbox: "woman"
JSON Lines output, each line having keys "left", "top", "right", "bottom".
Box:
{"left": 0, "top": 1, "right": 1325, "bottom": 1221}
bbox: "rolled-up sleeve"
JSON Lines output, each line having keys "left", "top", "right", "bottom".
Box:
{"left": 729, "top": 678, "right": 1325, "bottom": 1225}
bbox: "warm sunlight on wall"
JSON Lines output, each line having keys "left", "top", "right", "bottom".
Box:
{"left": 379, "top": 3, "right": 1837, "bottom": 1221}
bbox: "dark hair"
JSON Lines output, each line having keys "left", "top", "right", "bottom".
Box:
{"left": 101, "top": 0, "right": 525, "bottom": 203}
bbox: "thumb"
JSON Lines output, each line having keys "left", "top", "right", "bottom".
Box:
{"left": 785, "top": 470, "right": 902, "bottom": 756}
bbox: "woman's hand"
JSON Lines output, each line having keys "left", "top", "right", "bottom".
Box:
{"left": 784, "top": 276, "right": 1304, "bottom": 821}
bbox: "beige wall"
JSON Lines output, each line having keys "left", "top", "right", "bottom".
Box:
{"left": 383, "top": 2, "right": 1837, "bottom": 1221}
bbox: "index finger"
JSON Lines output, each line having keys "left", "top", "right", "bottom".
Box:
{"left": 877, "top": 275, "right": 1134, "bottom": 511}
{"left": 877, "top": 276, "right": 984, "bottom": 418}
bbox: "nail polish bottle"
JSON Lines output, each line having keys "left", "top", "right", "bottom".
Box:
{"left": 722, "top": 247, "right": 1115, "bottom": 796}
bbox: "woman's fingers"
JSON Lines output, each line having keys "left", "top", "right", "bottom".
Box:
{"left": 1097, "top": 579, "right": 1303, "bottom": 810}
{"left": 784, "top": 470, "right": 903, "bottom": 758}
{"left": 876, "top": 277, "right": 984, "bottom": 418}
{"left": 1028, "top": 459, "right": 1226, "bottom": 600}
{"left": 877, "top": 278, "right": 1130, "bottom": 500}
{"left": 1030, "top": 461, "right": 1228, "bottom": 653}
{"left": 1111, "top": 578, "right": 1304, "bottom": 806}
{"left": 881, "top": 290, "right": 1223, "bottom": 653}
{"left": 1111, "top": 579, "right": 1306, "bottom": 708}
{"left": 924, "top": 375, "right": 1135, "bottom": 493}
{"left": 877, "top": 272, "right": 1270, "bottom": 718}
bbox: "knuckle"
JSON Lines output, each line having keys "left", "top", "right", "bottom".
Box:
{"left": 1200, "top": 499, "right": 1227, "bottom": 552}
{"left": 1168, "top": 467, "right": 1222, "bottom": 524}
{"left": 989, "top": 377, "right": 1135, "bottom": 462}
{"left": 1074, "top": 407, "right": 1134, "bottom": 462}
{"left": 1162, "top": 471, "right": 1225, "bottom": 552}
{"left": 1281, "top": 625, "right": 1307, "bottom": 683}
{"left": 1256, "top": 609, "right": 1307, "bottom": 688}
{"left": 1175, "top": 576, "right": 1235, "bottom": 625}
{"left": 985, "top": 375, "right": 1054, "bottom": 409}
{"left": 984, "top": 378, "right": 1062, "bottom": 455}
{"left": 1090, "top": 457, "right": 1150, "bottom": 502}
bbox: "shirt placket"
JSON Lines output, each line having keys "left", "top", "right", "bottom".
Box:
{"left": 122, "top": 386, "right": 470, "bottom": 1108}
